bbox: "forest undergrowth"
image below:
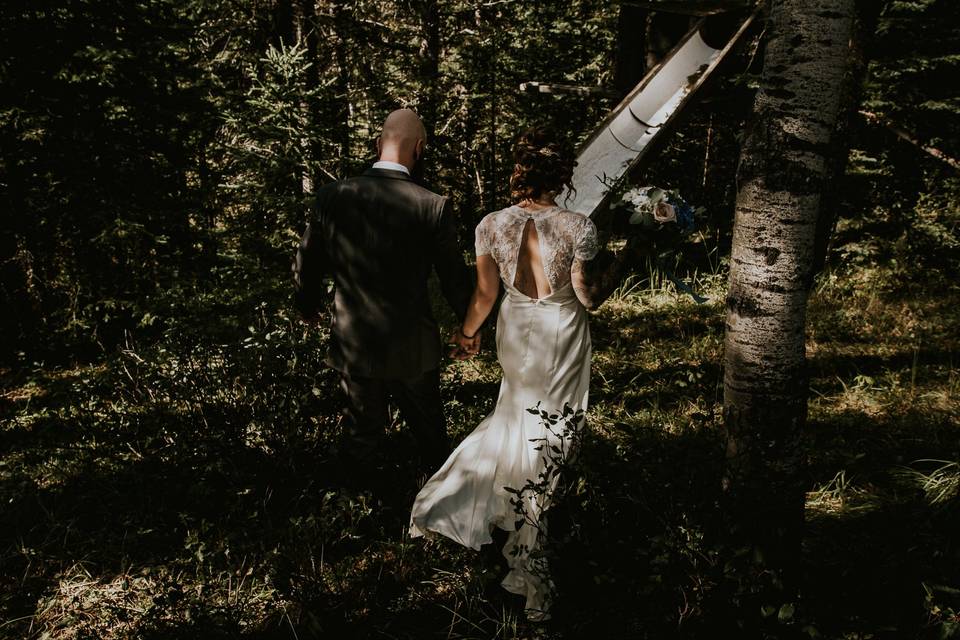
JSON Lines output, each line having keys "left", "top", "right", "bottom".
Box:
{"left": 1, "top": 165, "right": 958, "bottom": 640}
{"left": 3, "top": 0, "right": 959, "bottom": 637}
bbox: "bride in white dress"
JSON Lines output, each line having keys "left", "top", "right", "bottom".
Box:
{"left": 408, "top": 130, "right": 632, "bottom": 620}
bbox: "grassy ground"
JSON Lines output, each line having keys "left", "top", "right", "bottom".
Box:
{"left": 2, "top": 188, "right": 958, "bottom": 639}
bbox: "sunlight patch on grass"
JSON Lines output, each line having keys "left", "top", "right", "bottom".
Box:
{"left": 894, "top": 459, "right": 960, "bottom": 506}
{"left": 805, "top": 469, "right": 879, "bottom": 516}
{"left": 31, "top": 561, "right": 281, "bottom": 639}
{"left": 3, "top": 204, "right": 958, "bottom": 638}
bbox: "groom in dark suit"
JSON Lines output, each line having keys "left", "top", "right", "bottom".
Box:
{"left": 292, "top": 108, "right": 473, "bottom": 477}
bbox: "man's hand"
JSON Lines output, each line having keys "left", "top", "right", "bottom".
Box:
{"left": 448, "top": 327, "right": 481, "bottom": 360}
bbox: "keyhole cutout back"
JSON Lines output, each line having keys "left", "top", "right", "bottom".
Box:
{"left": 512, "top": 218, "right": 553, "bottom": 299}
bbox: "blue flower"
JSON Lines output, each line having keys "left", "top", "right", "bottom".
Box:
{"left": 675, "top": 202, "right": 696, "bottom": 233}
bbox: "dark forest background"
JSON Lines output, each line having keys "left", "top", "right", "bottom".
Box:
{"left": 2, "top": 0, "right": 958, "bottom": 362}
{"left": 1, "top": 1, "right": 958, "bottom": 638}
{"left": 2, "top": 0, "right": 622, "bottom": 359}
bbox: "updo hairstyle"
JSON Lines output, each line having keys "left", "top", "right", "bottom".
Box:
{"left": 509, "top": 128, "right": 576, "bottom": 203}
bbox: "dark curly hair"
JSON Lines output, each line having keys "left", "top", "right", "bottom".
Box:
{"left": 509, "top": 128, "right": 576, "bottom": 203}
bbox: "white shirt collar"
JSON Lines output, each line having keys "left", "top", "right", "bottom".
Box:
{"left": 372, "top": 160, "right": 410, "bottom": 175}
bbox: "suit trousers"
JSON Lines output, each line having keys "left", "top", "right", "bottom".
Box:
{"left": 338, "top": 367, "right": 451, "bottom": 472}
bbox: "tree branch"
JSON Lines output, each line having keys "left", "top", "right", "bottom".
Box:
{"left": 859, "top": 109, "right": 960, "bottom": 172}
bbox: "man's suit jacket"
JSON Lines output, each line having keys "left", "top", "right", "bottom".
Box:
{"left": 292, "top": 167, "right": 473, "bottom": 379}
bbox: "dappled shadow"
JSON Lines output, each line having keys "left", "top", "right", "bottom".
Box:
{"left": 0, "top": 357, "right": 423, "bottom": 634}
{"left": 808, "top": 347, "right": 957, "bottom": 389}
{"left": 802, "top": 498, "right": 957, "bottom": 638}
{"left": 536, "top": 397, "right": 960, "bottom": 637}
{"left": 446, "top": 375, "right": 501, "bottom": 406}
{"left": 0, "top": 403, "right": 363, "bottom": 618}
{"left": 3, "top": 275, "right": 958, "bottom": 638}
{"left": 603, "top": 358, "right": 723, "bottom": 413}
{"left": 0, "top": 350, "right": 523, "bottom": 638}
{"left": 0, "top": 366, "right": 112, "bottom": 451}
{"left": 804, "top": 405, "right": 960, "bottom": 485}
{"left": 801, "top": 404, "right": 960, "bottom": 638}
{"left": 591, "top": 299, "right": 724, "bottom": 341}
{"left": 543, "top": 420, "right": 728, "bottom": 637}
{"left": 587, "top": 301, "right": 725, "bottom": 416}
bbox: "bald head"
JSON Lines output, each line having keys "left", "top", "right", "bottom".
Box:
{"left": 377, "top": 108, "right": 427, "bottom": 171}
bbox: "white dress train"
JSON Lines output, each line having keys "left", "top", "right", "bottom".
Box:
{"left": 408, "top": 204, "right": 598, "bottom": 620}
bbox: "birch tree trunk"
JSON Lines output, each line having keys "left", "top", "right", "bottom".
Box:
{"left": 721, "top": 0, "right": 859, "bottom": 622}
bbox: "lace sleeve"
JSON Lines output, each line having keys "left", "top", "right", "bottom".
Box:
{"left": 574, "top": 216, "right": 599, "bottom": 261}
{"left": 475, "top": 216, "right": 493, "bottom": 257}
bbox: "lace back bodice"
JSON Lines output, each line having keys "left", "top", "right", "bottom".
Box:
{"left": 475, "top": 205, "right": 599, "bottom": 293}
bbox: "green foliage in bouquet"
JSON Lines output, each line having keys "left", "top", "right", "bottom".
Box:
{"left": 614, "top": 186, "right": 708, "bottom": 303}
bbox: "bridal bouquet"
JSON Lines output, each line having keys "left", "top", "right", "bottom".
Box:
{"left": 613, "top": 185, "right": 708, "bottom": 303}
{"left": 619, "top": 185, "right": 698, "bottom": 235}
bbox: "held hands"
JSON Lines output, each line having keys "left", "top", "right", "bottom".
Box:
{"left": 448, "top": 327, "right": 481, "bottom": 360}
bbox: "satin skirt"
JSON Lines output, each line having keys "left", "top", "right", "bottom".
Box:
{"left": 408, "top": 281, "right": 591, "bottom": 619}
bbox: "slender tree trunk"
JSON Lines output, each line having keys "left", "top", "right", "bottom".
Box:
{"left": 197, "top": 135, "right": 219, "bottom": 269}
{"left": 701, "top": 112, "right": 714, "bottom": 189}
{"left": 298, "top": 0, "right": 320, "bottom": 194}
{"left": 721, "top": 0, "right": 859, "bottom": 625}
{"left": 417, "top": 0, "right": 441, "bottom": 133}
{"left": 416, "top": 0, "right": 441, "bottom": 186}
{"left": 331, "top": 0, "right": 351, "bottom": 177}
{"left": 475, "top": 2, "right": 497, "bottom": 211}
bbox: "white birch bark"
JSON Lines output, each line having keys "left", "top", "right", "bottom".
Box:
{"left": 723, "top": 0, "right": 858, "bottom": 488}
